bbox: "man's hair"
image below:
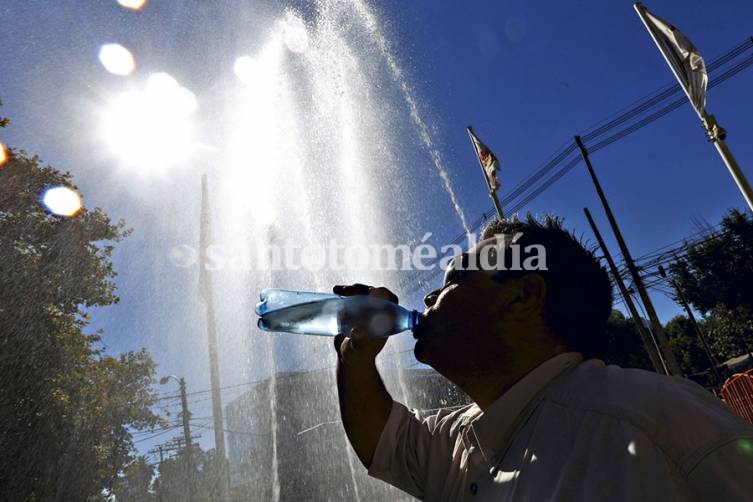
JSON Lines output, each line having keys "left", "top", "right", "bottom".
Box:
{"left": 481, "top": 214, "right": 613, "bottom": 359}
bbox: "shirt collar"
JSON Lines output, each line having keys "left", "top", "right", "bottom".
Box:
{"left": 466, "top": 352, "right": 583, "bottom": 464}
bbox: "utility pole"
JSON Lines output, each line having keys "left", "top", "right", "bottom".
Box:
{"left": 178, "top": 378, "right": 193, "bottom": 460}
{"left": 657, "top": 265, "right": 722, "bottom": 385}
{"left": 159, "top": 376, "right": 198, "bottom": 502}
{"left": 575, "top": 136, "right": 682, "bottom": 375}
{"left": 584, "top": 208, "right": 666, "bottom": 373}
{"left": 198, "top": 175, "right": 230, "bottom": 501}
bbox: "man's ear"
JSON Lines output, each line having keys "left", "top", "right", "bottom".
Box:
{"left": 507, "top": 273, "right": 547, "bottom": 315}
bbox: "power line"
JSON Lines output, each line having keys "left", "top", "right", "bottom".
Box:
{"left": 134, "top": 425, "right": 183, "bottom": 444}
{"left": 397, "top": 36, "right": 753, "bottom": 296}
{"left": 190, "top": 421, "right": 271, "bottom": 437}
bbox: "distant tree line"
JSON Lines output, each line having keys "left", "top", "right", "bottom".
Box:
{"left": 601, "top": 209, "right": 753, "bottom": 383}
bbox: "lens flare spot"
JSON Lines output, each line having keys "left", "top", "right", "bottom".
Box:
{"left": 737, "top": 439, "right": 753, "bottom": 455}
{"left": 233, "top": 56, "right": 257, "bottom": 84}
{"left": 117, "top": 0, "right": 148, "bottom": 10}
{"left": 282, "top": 13, "right": 309, "bottom": 54}
{"left": 0, "top": 143, "right": 8, "bottom": 167}
{"left": 98, "top": 43, "right": 135, "bottom": 76}
{"left": 42, "top": 186, "right": 82, "bottom": 216}
{"left": 504, "top": 16, "right": 527, "bottom": 43}
{"left": 169, "top": 245, "right": 198, "bottom": 268}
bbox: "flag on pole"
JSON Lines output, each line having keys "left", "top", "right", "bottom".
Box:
{"left": 467, "top": 127, "right": 501, "bottom": 192}
{"left": 634, "top": 2, "right": 708, "bottom": 114}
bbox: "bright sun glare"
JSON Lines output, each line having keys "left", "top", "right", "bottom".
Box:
{"left": 103, "top": 72, "right": 198, "bottom": 170}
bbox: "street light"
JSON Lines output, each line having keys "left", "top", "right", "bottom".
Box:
{"left": 159, "top": 374, "right": 196, "bottom": 501}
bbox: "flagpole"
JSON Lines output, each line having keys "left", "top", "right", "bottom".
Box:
{"left": 634, "top": 2, "right": 753, "bottom": 211}
{"left": 705, "top": 115, "right": 753, "bottom": 211}
{"left": 467, "top": 126, "right": 505, "bottom": 220}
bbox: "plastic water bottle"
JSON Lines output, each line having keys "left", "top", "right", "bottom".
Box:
{"left": 255, "top": 288, "right": 419, "bottom": 338}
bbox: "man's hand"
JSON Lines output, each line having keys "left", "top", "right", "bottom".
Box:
{"left": 333, "top": 283, "right": 398, "bottom": 468}
{"left": 333, "top": 283, "right": 398, "bottom": 365}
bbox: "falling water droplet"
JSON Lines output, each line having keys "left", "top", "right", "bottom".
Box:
{"left": 234, "top": 56, "right": 257, "bottom": 84}
{"left": 282, "top": 14, "right": 309, "bottom": 54}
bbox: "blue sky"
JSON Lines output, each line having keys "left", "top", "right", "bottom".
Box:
{"left": 2, "top": 0, "right": 752, "bottom": 456}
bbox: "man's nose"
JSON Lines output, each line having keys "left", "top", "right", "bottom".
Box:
{"left": 423, "top": 289, "right": 439, "bottom": 307}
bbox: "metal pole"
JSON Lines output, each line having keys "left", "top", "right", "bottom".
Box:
{"left": 710, "top": 126, "right": 753, "bottom": 211}
{"left": 584, "top": 208, "right": 666, "bottom": 373}
{"left": 634, "top": 3, "right": 753, "bottom": 211}
{"left": 199, "top": 175, "right": 230, "bottom": 501}
{"left": 467, "top": 126, "right": 505, "bottom": 220}
{"left": 575, "top": 136, "right": 683, "bottom": 375}
{"left": 657, "top": 265, "right": 723, "bottom": 385}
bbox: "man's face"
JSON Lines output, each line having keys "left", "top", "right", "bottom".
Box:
{"left": 414, "top": 238, "right": 518, "bottom": 377}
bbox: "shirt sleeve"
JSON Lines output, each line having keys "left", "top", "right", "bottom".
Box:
{"left": 686, "top": 437, "right": 753, "bottom": 501}
{"left": 367, "top": 401, "right": 456, "bottom": 500}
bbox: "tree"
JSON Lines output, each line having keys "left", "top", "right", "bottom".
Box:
{"left": 111, "top": 456, "right": 156, "bottom": 502}
{"left": 153, "top": 446, "right": 227, "bottom": 502}
{"left": 0, "top": 98, "right": 9, "bottom": 128}
{"left": 670, "top": 209, "right": 753, "bottom": 313}
{"left": 665, "top": 315, "right": 710, "bottom": 376}
{"left": 670, "top": 209, "right": 753, "bottom": 362}
{"left": 602, "top": 310, "right": 654, "bottom": 370}
{"left": 701, "top": 305, "right": 753, "bottom": 360}
{"left": 0, "top": 146, "right": 162, "bottom": 500}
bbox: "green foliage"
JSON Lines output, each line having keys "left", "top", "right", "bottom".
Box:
{"left": 602, "top": 310, "right": 654, "bottom": 370}
{"left": 665, "top": 315, "right": 710, "bottom": 375}
{"left": 0, "top": 149, "right": 161, "bottom": 500}
{"left": 668, "top": 209, "right": 753, "bottom": 364}
{"left": 110, "top": 456, "right": 156, "bottom": 502}
{"left": 153, "top": 446, "right": 228, "bottom": 502}
{"left": 0, "top": 97, "right": 9, "bottom": 127}
{"left": 701, "top": 305, "right": 753, "bottom": 361}
{"left": 670, "top": 209, "right": 753, "bottom": 313}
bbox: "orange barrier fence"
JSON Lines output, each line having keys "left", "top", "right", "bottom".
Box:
{"left": 720, "top": 369, "right": 753, "bottom": 424}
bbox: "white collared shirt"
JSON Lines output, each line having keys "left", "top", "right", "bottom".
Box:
{"left": 368, "top": 353, "right": 753, "bottom": 501}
